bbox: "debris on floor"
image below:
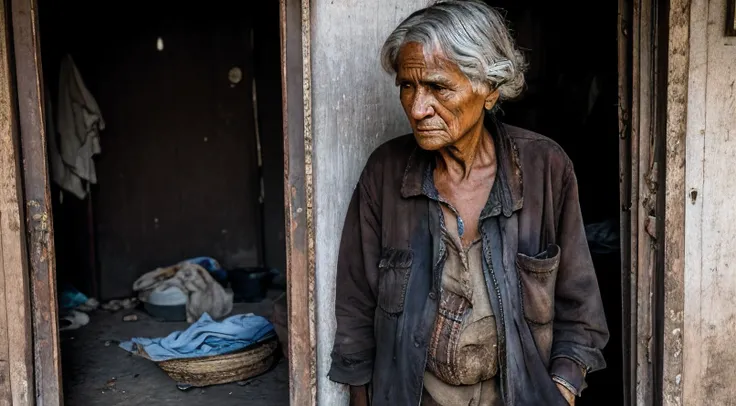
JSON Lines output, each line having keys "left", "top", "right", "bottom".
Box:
{"left": 77, "top": 298, "right": 100, "bottom": 312}
{"left": 123, "top": 314, "right": 139, "bottom": 322}
{"left": 61, "top": 296, "right": 288, "bottom": 405}
{"left": 102, "top": 297, "right": 139, "bottom": 312}
{"left": 59, "top": 284, "right": 100, "bottom": 331}
{"left": 59, "top": 309, "right": 90, "bottom": 331}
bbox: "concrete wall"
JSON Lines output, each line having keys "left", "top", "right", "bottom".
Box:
{"left": 310, "top": 1, "right": 429, "bottom": 404}
{"left": 682, "top": 0, "right": 736, "bottom": 403}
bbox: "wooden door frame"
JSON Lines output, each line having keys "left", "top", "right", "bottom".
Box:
{"left": 661, "top": 0, "right": 688, "bottom": 403}
{"left": 7, "top": 0, "right": 65, "bottom": 404}
{"left": 620, "top": 0, "right": 689, "bottom": 404}
{"left": 0, "top": 0, "right": 36, "bottom": 404}
{"left": 3, "top": 0, "right": 690, "bottom": 405}
{"left": 620, "top": 0, "right": 663, "bottom": 403}
{"left": 3, "top": 1, "right": 322, "bottom": 406}
{"left": 280, "top": 0, "right": 317, "bottom": 405}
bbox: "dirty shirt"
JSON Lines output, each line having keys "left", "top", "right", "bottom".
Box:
{"left": 328, "top": 116, "right": 609, "bottom": 406}
{"left": 421, "top": 208, "right": 502, "bottom": 405}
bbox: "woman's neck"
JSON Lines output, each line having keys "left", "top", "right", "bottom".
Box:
{"left": 436, "top": 124, "right": 496, "bottom": 181}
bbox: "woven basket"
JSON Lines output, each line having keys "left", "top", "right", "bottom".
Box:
{"left": 156, "top": 339, "right": 278, "bottom": 387}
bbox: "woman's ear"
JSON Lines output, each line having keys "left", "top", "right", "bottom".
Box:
{"left": 484, "top": 88, "right": 500, "bottom": 111}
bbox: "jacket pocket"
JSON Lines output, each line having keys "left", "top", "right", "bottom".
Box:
{"left": 377, "top": 248, "right": 413, "bottom": 316}
{"left": 517, "top": 244, "right": 561, "bottom": 325}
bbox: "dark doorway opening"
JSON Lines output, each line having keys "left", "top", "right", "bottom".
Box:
{"left": 485, "top": 1, "right": 624, "bottom": 405}
{"left": 37, "top": 1, "right": 289, "bottom": 404}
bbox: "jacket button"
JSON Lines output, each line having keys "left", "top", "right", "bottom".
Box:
{"left": 414, "top": 341, "right": 420, "bottom": 348}
{"left": 429, "top": 292, "right": 437, "bottom": 300}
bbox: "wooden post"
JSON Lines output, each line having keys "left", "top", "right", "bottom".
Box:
{"left": 281, "top": 0, "right": 317, "bottom": 405}
{"left": 661, "top": 0, "right": 689, "bottom": 403}
{"left": 10, "top": 0, "right": 64, "bottom": 404}
{"left": 617, "top": 0, "right": 634, "bottom": 403}
{"left": 0, "top": 1, "right": 35, "bottom": 404}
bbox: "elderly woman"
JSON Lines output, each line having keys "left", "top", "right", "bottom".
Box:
{"left": 328, "top": 1, "right": 609, "bottom": 405}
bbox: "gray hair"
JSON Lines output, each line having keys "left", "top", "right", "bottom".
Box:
{"left": 380, "top": 0, "right": 526, "bottom": 101}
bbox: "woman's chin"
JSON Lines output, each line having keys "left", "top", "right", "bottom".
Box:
{"left": 413, "top": 132, "right": 449, "bottom": 151}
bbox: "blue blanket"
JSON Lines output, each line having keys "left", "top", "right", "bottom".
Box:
{"left": 119, "top": 313, "right": 275, "bottom": 362}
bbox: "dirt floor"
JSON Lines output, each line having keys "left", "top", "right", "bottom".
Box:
{"left": 60, "top": 292, "right": 289, "bottom": 406}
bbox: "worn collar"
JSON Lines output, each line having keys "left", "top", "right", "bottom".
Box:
{"left": 400, "top": 115, "right": 524, "bottom": 218}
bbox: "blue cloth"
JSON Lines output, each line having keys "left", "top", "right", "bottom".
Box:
{"left": 119, "top": 313, "right": 275, "bottom": 362}
{"left": 181, "top": 256, "right": 221, "bottom": 272}
{"left": 59, "top": 284, "right": 89, "bottom": 310}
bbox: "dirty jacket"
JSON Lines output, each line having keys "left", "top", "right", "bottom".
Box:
{"left": 328, "top": 117, "right": 609, "bottom": 406}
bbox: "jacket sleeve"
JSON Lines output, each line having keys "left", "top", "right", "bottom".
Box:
{"left": 328, "top": 170, "right": 382, "bottom": 386}
{"left": 550, "top": 163, "right": 610, "bottom": 395}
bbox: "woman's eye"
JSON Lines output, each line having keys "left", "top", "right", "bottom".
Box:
{"left": 399, "top": 82, "right": 412, "bottom": 89}
{"left": 430, "top": 84, "right": 448, "bottom": 93}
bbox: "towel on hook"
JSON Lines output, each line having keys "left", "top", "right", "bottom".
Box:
{"left": 49, "top": 54, "right": 105, "bottom": 199}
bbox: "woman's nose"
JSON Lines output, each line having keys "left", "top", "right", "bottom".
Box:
{"left": 410, "top": 90, "right": 435, "bottom": 120}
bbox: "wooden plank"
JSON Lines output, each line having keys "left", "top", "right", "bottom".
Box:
{"left": 0, "top": 1, "right": 34, "bottom": 405}
{"left": 629, "top": 0, "right": 661, "bottom": 403}
{"left": 309, "top": 1, "right": 430, "bottom": 404}
{"left": 10, "top": 0, "right": 63, "bottom": 404}
{"left": 635, "top": 0, "right": 654, "bottom": 403}
{"left": 617, "top": 0, "right": 634, "bottom": 403}
{"left": 682, "top": 0, "right": 708, "bottom": 403}
{"left": 0, "top": 3, "right": 18, "bottom": 403}
{"left": 696, "top": 0, "right": 736, "bottom": 399}
{"left": 280, "top": 0, "right": 317, "bottom": 405}
{"left": 638, "top": 0, "right": 658, "bottom": 398}
{"left": 662, "top": 0, "right": 690, "bottom": 403}
{"left": 680, "top": 0, "right": 736, "bottom": 403}
{"left": 629, "top": 1, "right": 643, "bottom": 403}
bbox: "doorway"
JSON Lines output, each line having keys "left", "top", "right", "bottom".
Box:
{"left": 4, "top": 0, "right": 649, "bottom": 404}
{"left": 483, "top": 1, "right": 624, "bottom": 404}
{"left": 34, "top": 0, "right": 290, "bottom": 404}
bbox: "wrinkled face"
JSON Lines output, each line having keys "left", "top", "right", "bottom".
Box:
{"left": 396, "top": 42, "right": 498, "bottom": 150}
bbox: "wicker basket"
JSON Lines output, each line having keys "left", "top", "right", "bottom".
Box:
{"left": 156, "top": 339, "right": 278, "bottom": 387}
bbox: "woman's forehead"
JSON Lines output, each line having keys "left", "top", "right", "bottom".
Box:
{"left": 397, "top": 42, "right": 461, "bottom": 75}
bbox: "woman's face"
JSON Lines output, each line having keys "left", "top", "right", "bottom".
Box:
{"left": 396, "top": 42, "right": 499, "bottom": 151}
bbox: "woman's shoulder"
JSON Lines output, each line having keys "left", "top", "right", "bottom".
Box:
{"left": 353, "top": 133, "right": 418, "bottom": 197}
{"left": 361, "top": 133, "right": 417, "bottom": 173}
{"left": 371, "top": 133, "right": 417, "bottom": 158}
{"left": 503, "top": 123, "right": 574, "bottom": 175}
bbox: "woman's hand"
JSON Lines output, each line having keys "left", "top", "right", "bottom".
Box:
{"left": 350, "top": 385, "right": 369, "bottom": 406}
{"left": 555, "top": 382, "right": 575, "bottom": 406}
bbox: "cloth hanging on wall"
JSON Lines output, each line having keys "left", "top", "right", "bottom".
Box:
{"left": 48, "top": 54, "right": 105, "bottom": 199}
